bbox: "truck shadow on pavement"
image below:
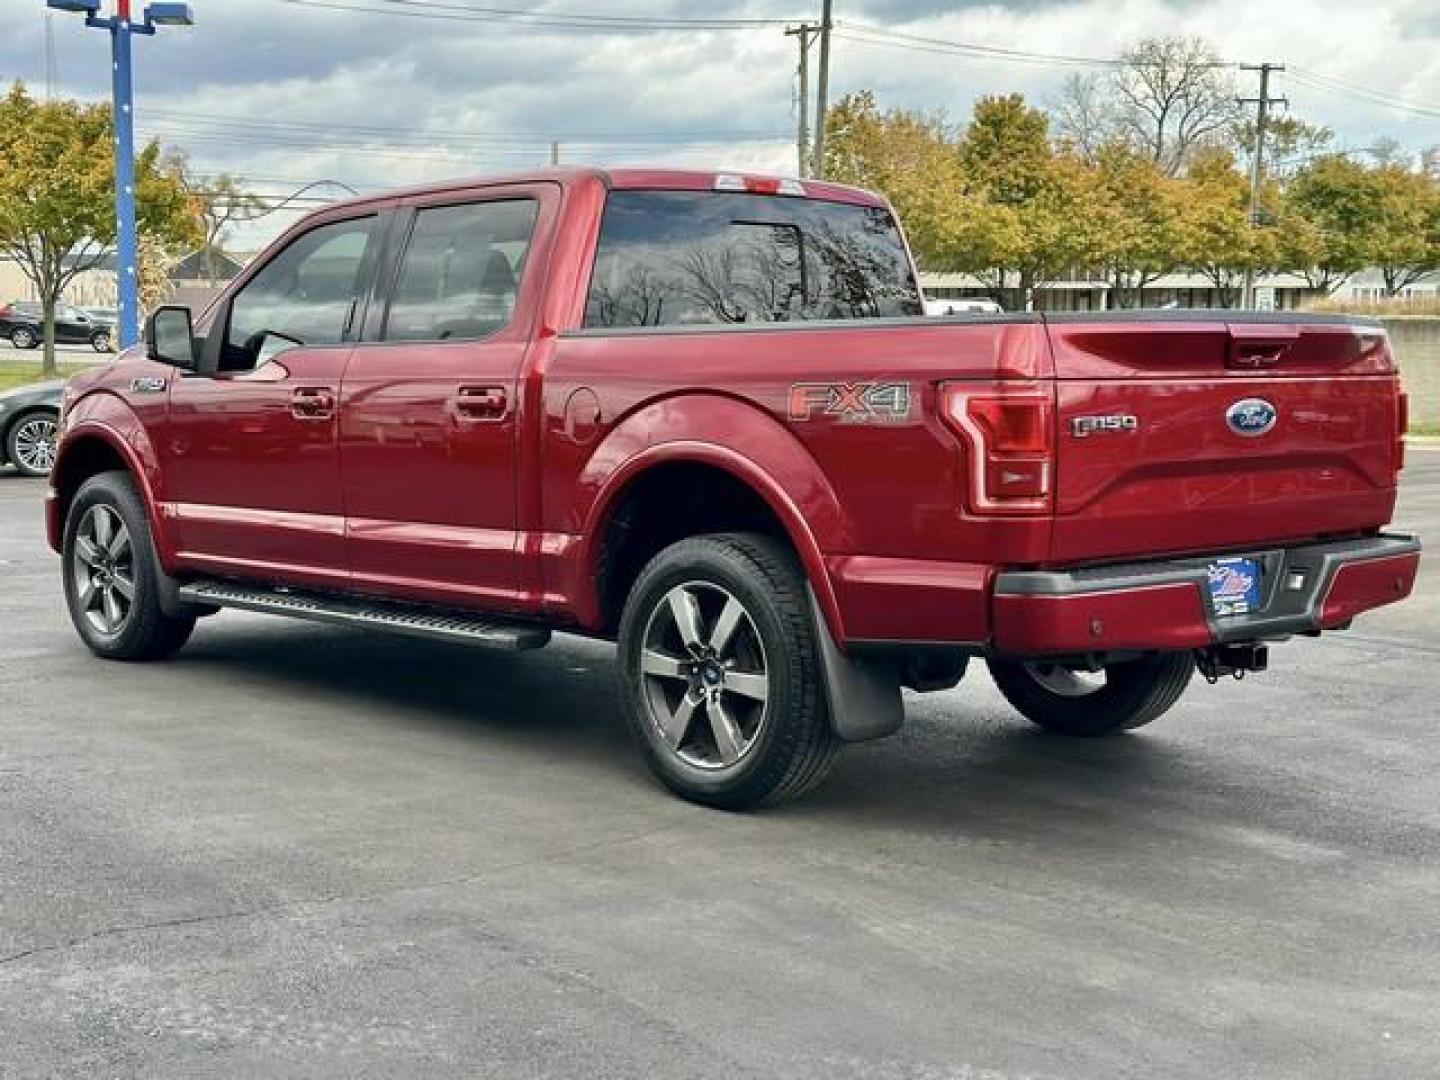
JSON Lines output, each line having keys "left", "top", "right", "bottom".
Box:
{"left": 162, "top": 616, "right": 1413, "bottom": 860}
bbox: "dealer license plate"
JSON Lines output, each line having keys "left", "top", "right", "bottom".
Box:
{"left": 1207, "top": 557, "right": 1262, "bottom": 617}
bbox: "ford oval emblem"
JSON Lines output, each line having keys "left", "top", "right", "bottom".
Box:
{"left": 1226, "top": 398, "right": 1278, "bottom": 437}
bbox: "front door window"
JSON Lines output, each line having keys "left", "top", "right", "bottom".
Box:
{"left": 223, "top": 216, "right": 377, "bottom": 371}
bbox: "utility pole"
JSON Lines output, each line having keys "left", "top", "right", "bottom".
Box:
{"left": 1239, "top": 62, "right": 1286, "bottom": 310}
{"left": 550, "top": 140, "right": 560, "bottom": 166}
{"left": 784, "top": 23, "right": 818, "bottom": 178}
{"left": 44, "top": 15, "right": 56, "bottom": 100}
{"left": 811, "top": 0, "right": 833, "bottom": 180}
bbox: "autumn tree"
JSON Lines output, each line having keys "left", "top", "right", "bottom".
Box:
{"left": 1278, "top": 154, "right": 1382, "bottom": 293}
{"left": 1088, "top": 141, "right": 1184, "bottom": 307}
{"left": 822, "top": 91, "right": 968, "bottom": 270}
{"left": 1176, "top": 149, "right": 1264, "bottom": 307}
{"left": 1369, "top": 163, "right": 1440, "bottom": 296}
{"left": 957, "top": 94, "right": 1104, "bottom": 310}
{"left": 0, "top": 83, "right": 201, "bottom": 375}
{"left": 1229, "top": 115, "right": 1333, "bottom": 180}
{"left": 190, "top": 171, "right": 267, "bottom": 283}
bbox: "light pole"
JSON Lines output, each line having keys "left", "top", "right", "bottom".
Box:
{"left": 45, "top": 0, "right": 194, "bottom": 349}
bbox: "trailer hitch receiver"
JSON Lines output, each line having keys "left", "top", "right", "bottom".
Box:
{"left": 1196, "top": 643, "right": 1269, "bottom": 684}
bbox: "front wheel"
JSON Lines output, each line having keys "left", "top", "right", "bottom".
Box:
{"left": 62, "top": 471, "right": 196, "bottom": 660}
{"left": 987, "top": 653, "right": 1194, "bottom": 736}
{"left": 10, "top": 326, "right": 37, "bottom": 350}
{"left": 6, "top": 411, "right": 58, "bottom": 476}
{"left": 617, "top": 533, "right": 839, "bottom": 810}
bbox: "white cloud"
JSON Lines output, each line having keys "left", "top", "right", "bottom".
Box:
{"left": 6, "top": 0, "right": 1436, "bottom": 249}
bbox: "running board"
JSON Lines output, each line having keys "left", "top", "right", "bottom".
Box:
{"left": 177, "top": 580, "right": 551, "bottom": 651}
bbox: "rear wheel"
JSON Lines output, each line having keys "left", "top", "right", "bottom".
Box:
{"left": 618, "top": 533, "right": 838, "bottom": 809}
{"left": 90, "top": 329, "right": 112, "bottom": 352}
{"left": 62, "top": 472, "right": 195, "bottom": 660}
{"left": 987, "top": 653, "right": 1194, "bottom": 736}
{"left": 10, "top": 326, "right": 37, "bottom": 350}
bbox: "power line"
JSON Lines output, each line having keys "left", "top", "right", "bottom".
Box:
{"left": 1288, "top": 68, "right": 1440, "bottom": 120}
{"left": 834, "top": 22, "right": 1127, "bottom": 69}
{"left": 139, "top": 107, "right": 784, "bottom": 145}
{"left": 274, "top": 0, "right": 794, "bottom": 31}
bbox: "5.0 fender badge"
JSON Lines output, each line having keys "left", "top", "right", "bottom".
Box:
{"left": 130, "top": 377, "right": 168, "bottom": 394}
{"left": 788, "top": 382, "right": 911, "bottom": 423}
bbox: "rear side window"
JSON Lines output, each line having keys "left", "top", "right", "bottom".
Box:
{"left": 583, "top": 191, "right": 922, "bottom": 328}
{"left": 383, "top": 199, "right": 538, "bottom": 342}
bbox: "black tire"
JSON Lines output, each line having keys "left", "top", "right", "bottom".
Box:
{"left": 90, "top": 329, "right": 112, "bottom": 353}
{"left": 62, "top": 471, "right": 196, "bottom": 661}
{"left": 10, "top": 326, "right": 37, "bottom": 350}
{"left": 5, "top": 409, "right": 59, "bottom": 477}
{"left": 617, "top": 532, "right": 839, "bottom": 810}
{"left": 987, "top": 653, "right": 1194, "bottom": 737}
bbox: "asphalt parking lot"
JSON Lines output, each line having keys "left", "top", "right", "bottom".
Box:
{"left": 1, "top": 453, "right": 1436, "bottom": 1079}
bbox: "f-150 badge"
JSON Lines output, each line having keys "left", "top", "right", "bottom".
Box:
{"left": 788, "top": 382, "right": 911, "bottom": 423}
{"left": 1071, "top": 413, "right": 1139, "bottom": 437}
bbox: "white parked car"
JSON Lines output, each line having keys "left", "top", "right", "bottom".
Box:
{"left": 923, "top": 297, "right": 1005, "bottom": 317}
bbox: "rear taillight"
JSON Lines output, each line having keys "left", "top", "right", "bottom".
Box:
{"left": 939, "top": 382, "right": 1054, "bottom": 514}
{"left": 1396, "top": 388, "right": 1409, "bottom": 474}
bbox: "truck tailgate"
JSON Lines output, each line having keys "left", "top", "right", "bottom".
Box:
{"left": 1046, "top": 317, "right": 1404, "bottom": 564}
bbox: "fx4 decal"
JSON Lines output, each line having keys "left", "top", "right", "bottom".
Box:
{"left": 788, "top": 382, "right": 911, "bottom": 423}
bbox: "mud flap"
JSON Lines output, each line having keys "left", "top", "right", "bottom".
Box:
{"left": 808, "top": 586, "right": 904, "bottom": 742}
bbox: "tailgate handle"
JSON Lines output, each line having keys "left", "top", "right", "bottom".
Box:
{"left": 1227, "top": 325, "right": 1300, "bottom": 370}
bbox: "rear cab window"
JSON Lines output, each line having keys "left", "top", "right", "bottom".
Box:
{"left": 583, "top": 191, "right": 922, "bottom": 328}
{"left": 382, "top": 199, "right": 539, "bottom": 342}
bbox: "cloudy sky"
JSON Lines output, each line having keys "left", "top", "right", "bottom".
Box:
{"left": 4, "top": 0, "right": 1438, "bottom": 249}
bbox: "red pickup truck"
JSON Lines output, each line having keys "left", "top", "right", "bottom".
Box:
{"left": 48, "top": 167, "right": 1420, "bottom": 809}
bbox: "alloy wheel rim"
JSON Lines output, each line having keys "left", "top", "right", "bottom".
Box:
{"left": 13, "top": 330, "right": 34, "bottom": 348}
{"left": 72, "top": 504, "right": 135, "bottom": 636}
{"left": 13, "top": 417, "right": 57, "bottom": 473}
{"left": 1023, "top": 661, "right": 1108, "bottom": 698}
{"left": 94, "top": 332, "right": 110, "bottom": 350}
{"left": 639, "top": 581, "right": 770, "bottom": 770}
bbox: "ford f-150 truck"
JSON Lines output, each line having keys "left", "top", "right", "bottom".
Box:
{"left": 48, "top": 167, "right": 1421, "bottom": 809}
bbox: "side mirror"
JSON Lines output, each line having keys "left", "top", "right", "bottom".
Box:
{"left": 145, "top": 305, "right": 196, "bottom": 369}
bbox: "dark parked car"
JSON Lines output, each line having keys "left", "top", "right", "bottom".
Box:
{"left": 0, "top": 301, "right": 115, "bottom": 352}
{"left": 0, "top": 381, "right": 61, "bottom": 477}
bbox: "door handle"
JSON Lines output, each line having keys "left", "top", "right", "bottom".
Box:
{"left": 453, "top": 385, "right": 508, "bottom": 422}
{"left": 292, "top": 386, "right": 336, "bottom": 420}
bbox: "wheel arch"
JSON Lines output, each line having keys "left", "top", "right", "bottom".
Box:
{"left": 51, "top": 408, "right": 172, "bottom": 566}
{"left": 570, "top": 398, "right": 852, "bottom": 640}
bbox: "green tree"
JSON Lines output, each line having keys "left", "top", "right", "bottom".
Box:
{"left": 1279, "top": 154, "right": 1382, "bottom": 293}
{"left": 1369, "top": 163, "right": 1440, "bottom": 296}
{"left": 0, "top": 83, "right": 201, "bottom": 376}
